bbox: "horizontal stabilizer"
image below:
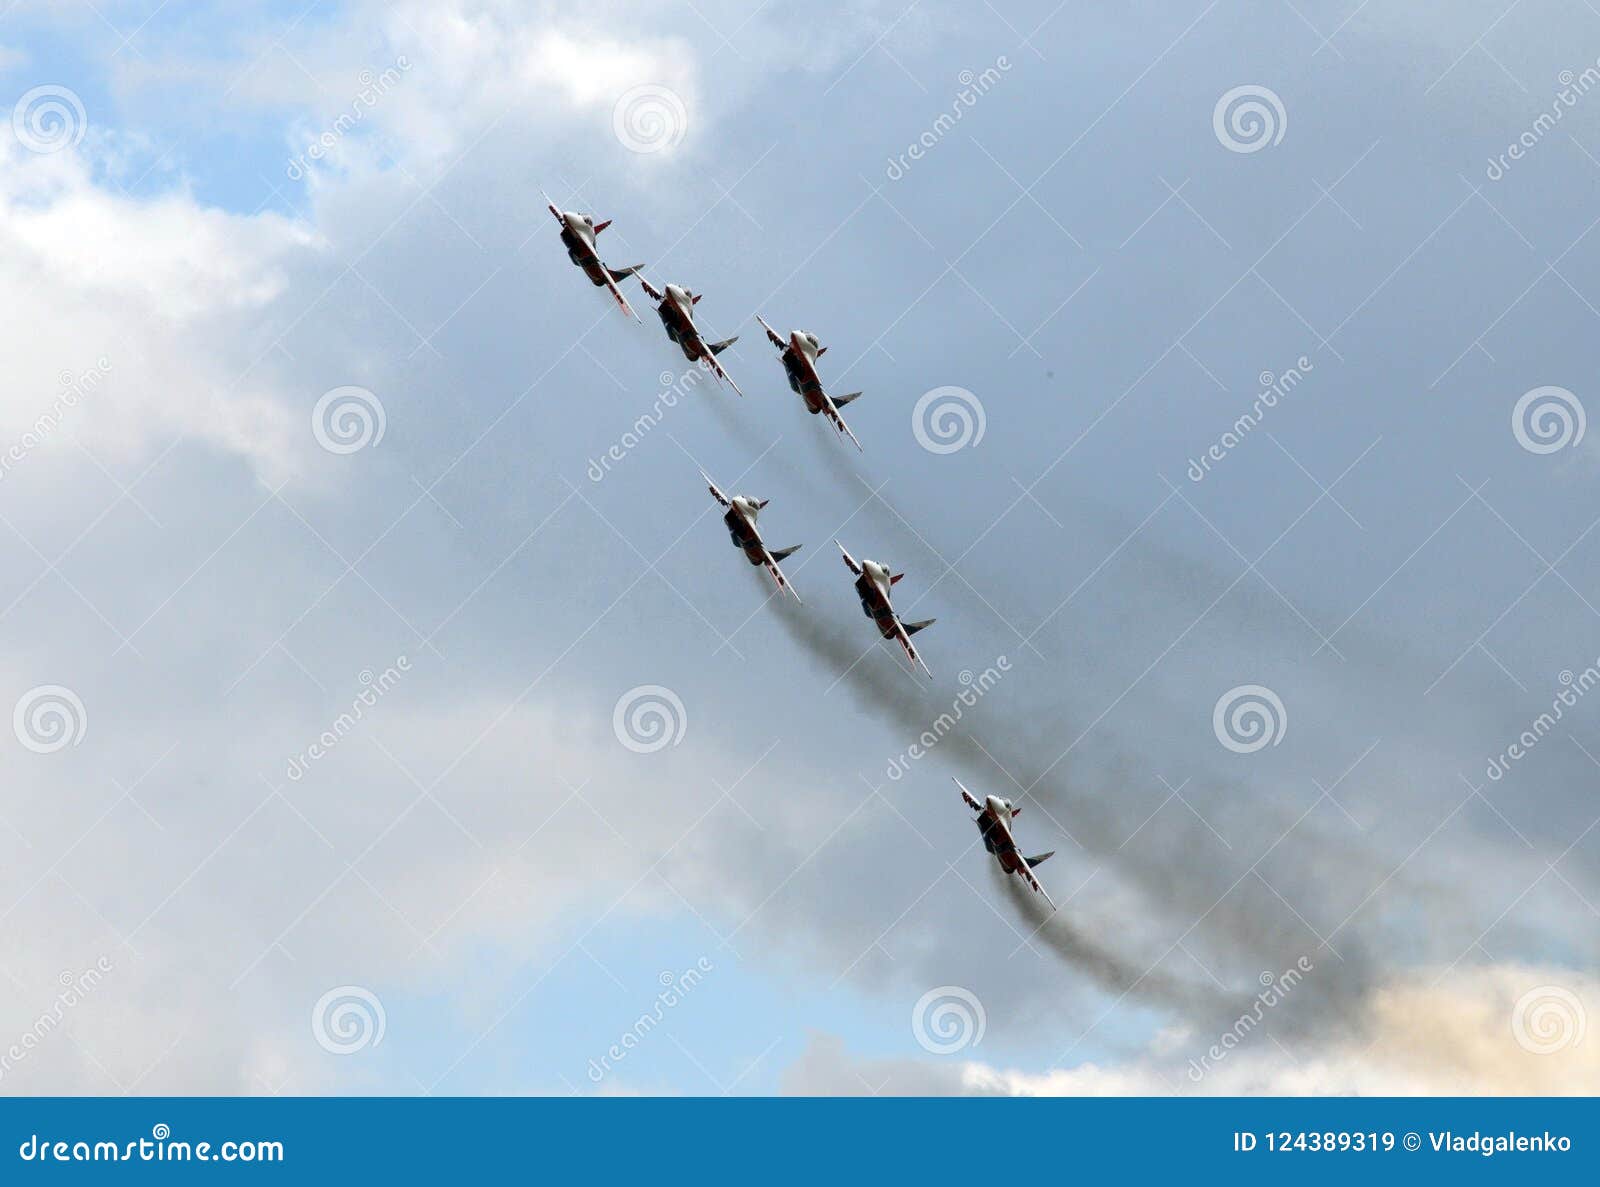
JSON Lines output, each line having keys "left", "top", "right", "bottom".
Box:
{"left": 1025, "top": 851, "right": 1055, "bottom": 869}
{"left": 832, "top": 391, "right": 863, "bottom": 408}
{"left": 770, "top": 544, "right": 802, "bottom": 562}
{"left": 709, "top": 335, "right": 739, "bottom": 356}
{"left": 608, "top": 264, "right": 642, "bottom": 281}
{"left": 903, "top": 617, "right": 936, "bottom": 636}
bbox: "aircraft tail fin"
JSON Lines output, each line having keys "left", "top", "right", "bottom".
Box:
{"left": 709, "top": 335, "right": 739, "bottom": 356}
{"left": 1025, "top": 851, "right": 1055, "bottom": 869}
{"left": 832, "top": 391, "right": 863, "bottom": 408}
{"left": 903, "top": 617, "right": 936, "bottom": 636}
{"left": 770, "top": 544, "right": 802, "bottom": 562}
{"left": 608, "top": 264, "right": 642, "bottom": 281}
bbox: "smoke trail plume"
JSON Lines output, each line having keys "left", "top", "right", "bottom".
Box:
{"left": 768, "top": 594, "right": 1381, "bottom": 1035}
{"left": 996, "top": 869, "right": 1224, "bottom": 1013}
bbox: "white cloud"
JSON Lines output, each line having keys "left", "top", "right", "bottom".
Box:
{"left": 0, "top": 142, "right": 317, "bottom": 484}
{"left": 347, "top": 5, "right": 699, "bottom": 165}
{"left": 782, "top": 965, "right": 1600, "bottom": 1096}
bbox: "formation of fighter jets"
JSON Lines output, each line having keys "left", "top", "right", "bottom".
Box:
{"left": 546, "top": 194, "right": 1059, "bottom": 912}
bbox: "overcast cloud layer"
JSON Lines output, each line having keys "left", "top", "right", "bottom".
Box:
{"left": 0, "top": 0, "right": 1595, "bottom": 1095}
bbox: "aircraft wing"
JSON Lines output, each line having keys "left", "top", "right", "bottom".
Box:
{"left": 638, "top": 275, "right": 664, "bottom": 303}
{"left": 953, "top": 777, "right": 982, "bottom": 813}
{"left": 703, "top": 350, "right": 744, "bottom": 398}
{"left": 755, "top": 314, "right": 786, "bottom": 350}
{"left": 762, "top": 548, "right": 802, "bottom": 603}
{"left": 540, "top": 188, "right": 562, "bottom": 222}
{"left": 1017, "top": 861, "right": 1057, "bottom": 912}
{"left": 825, "top": 399, "right": 864, "bottom": 452}
{"left": 895, "top": 624, "right": 934, "bottom": 679}
{"left": 700, "top": 469, "right": 730, "bottom": 507}
{"left": 600, "top": 270, "right": 640, "bottom": 321}
{"left": 835, "top": 540, "right": 862, "bottom": 575}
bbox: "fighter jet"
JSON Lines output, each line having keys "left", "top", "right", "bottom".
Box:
{"left": 639, "top": 277, "right": 744, "bottom": 396}
{"left": 835, "top": 540, "right": 935, "bottom": 677}
{"left": 541, "top": 193, "right": 643, "bottom": 321}
{"left": 753, "top": 315, "right": 863, "bottom": 450}
{"left": 702, "top": 470, "right": 802, "bottom": 600}
{"left": 955, "top": 778, "right": 1057, "bottom": 910}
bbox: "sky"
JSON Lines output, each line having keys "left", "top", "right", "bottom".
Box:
{"left": 0, "top": 0, "right": 1596, "bottom": 1096}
